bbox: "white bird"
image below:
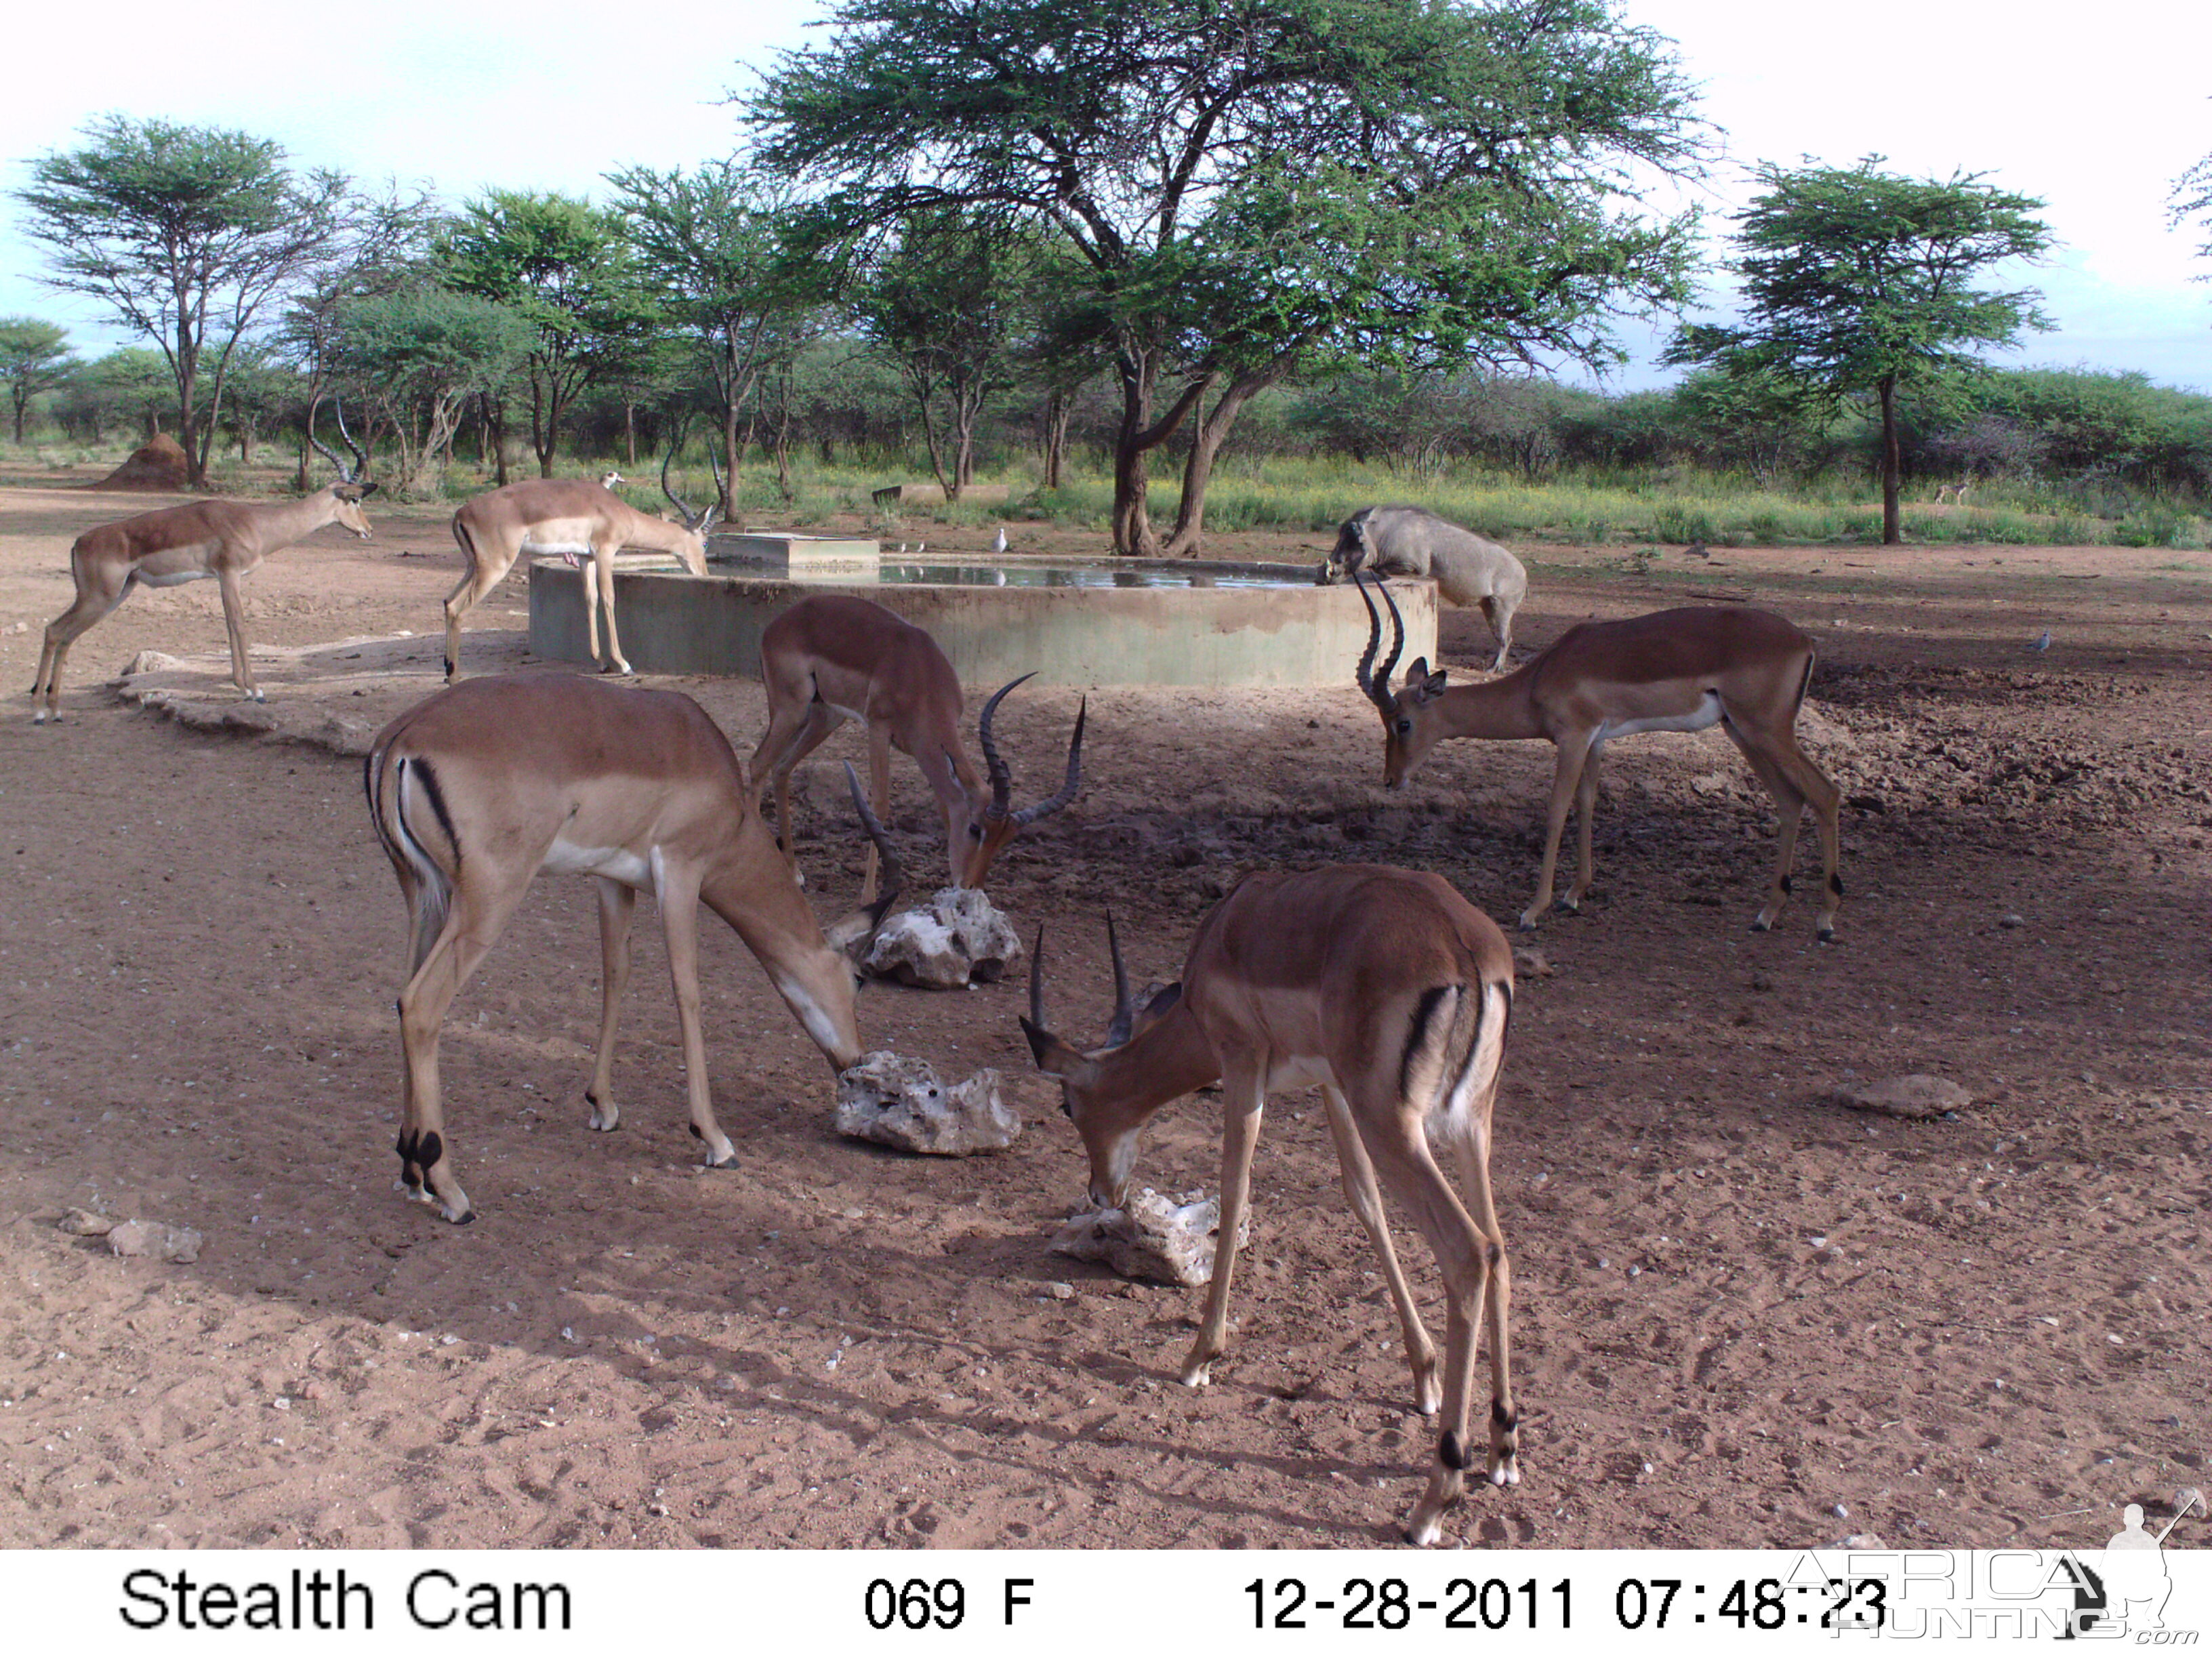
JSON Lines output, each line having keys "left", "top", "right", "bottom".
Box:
{"left": 914, "top": 541, "right": 925, "bottom": 554}
{"left": 2028, "top": 630, "right": 2052, "bottom": 653}
{"left": 991, "top": 525, "right": 1008, "bottom": 555}
{"left": 897, "top": 543, "right": 909, "bottom": 554}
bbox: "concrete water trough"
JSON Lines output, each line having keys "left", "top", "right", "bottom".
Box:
{"left": 527, "top": 548, "right": 1437, "bottom": 689}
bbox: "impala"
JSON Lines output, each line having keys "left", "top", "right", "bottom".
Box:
{"left": 748, "top": 593, "right": 1085, "bottom": 900}
{"left": 1021, "top": 866, "right": 1519, "bottom": 1546}
{"left": 1355, "top": 571, "right": 1844, "bottom": 939}
{"left": 364, "top": 671, "right": 901, "bottom": 1225}
{"left": 443, "top": 449, "right": 718, "bottom": 680}
{"left": 32, "top": 417, "right": 374, "bottom": 723}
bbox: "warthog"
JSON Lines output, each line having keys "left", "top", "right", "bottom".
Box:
{"left": 1319, "top": 506, "right": 1527, "bottom": 672}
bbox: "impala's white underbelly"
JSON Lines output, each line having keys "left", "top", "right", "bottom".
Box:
{"left": 521, "top": 537, "right": 594, "bottom": 558}
{"left": 1589, "top": 691, "right": 1724, "bottom": 750}
{"left": 1267, "top": 1054, "right": 1336, "bottom": 1092}
{"left": 541, "top": 837, "right": 652, "bottom": 888}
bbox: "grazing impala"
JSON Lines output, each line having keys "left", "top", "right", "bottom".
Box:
{"left": 1355, "top": 571, "right": 1844, "bottom": 939}
{"left": 443, "top": 449, "right": 718, "bottom": 680}
{"left": 31, "top": 418, "right": 375, "bottom": 723}
{"left": 364, "top": 672, "right": 901, "bottom": 1225}
{"left": 1021, "top": 867, "right": 1519, "bottom": 1546}
{"left": 748, "top": 594, "right": 1085, "bottom": 899}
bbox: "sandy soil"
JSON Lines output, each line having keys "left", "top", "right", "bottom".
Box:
{"left": 0, "top": 483, "right": 2207, "bottom": 1552}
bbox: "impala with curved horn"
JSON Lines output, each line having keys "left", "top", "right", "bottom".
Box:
{"left": 441, "top": 445, "right": 720, "bottom": 680}
{"left": 365, "top": 671, "right": 903, "bottom": 1225}
{"left": 1020, "top": 867, "right": 1521, "bottom": 1546}
{"left": 31, "top": 402, "right": 376, "bottom": 723}
{"left": 748, "top": 593, "right": 1086, "bottom": 900}
{"left": 1354, "top": 571, "right": 1844, "bottom": 939}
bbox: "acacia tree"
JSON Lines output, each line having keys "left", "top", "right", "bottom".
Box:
{"left": 1666, "top": 157, "right": 2053, "bottom": 544}
{"left": 607, "top": 161, "right": 821, "bottom": 511}
{"left": 0, "top": 318, "right": 81, "bottom": 444}
{"left": 857, "top": 210, "right": 1034, "bottom": 499}
{"left": 277, "top": 182, "right": 442, "bottom": 485}
{"left": 332, "top": 287, "right": 532, "bottom": 493}
{"left": 440, "top": 191, "right": 659, "bottom": 477}
{"left": 13, "top": 117, "right": 350, "bottom": 486}
{"left": 752, "top": 0, "right": 1706, "bottom": 554}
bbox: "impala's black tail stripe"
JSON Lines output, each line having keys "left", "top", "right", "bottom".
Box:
{"left": 411, "top": 756, "right": 462, "bottom": 869}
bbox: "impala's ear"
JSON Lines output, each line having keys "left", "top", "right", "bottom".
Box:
{"left": 1405, "top": 657, "right": 1446, "bottom": 698}
{"left": 1018, "top": 1015, "right": 1086, "bottom": 1078}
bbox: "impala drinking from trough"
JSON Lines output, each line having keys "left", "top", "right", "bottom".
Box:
{"left": 1355, "top": 572, "right": 1844, "bottom": 938}
{"left": 365, "top": 672, "right": 902, "bottom": 1225}
{"left": 749, "top": 593, "right": 1085, "bottom": 899}
{"left": 443, "top": 449, "right": 718, "bottom": 680}
{"left": 1021, "top": 865, "right": 1519, "bottom": 1546}
{"left": 31, "top": 418, "right": 375, "bottom": 723}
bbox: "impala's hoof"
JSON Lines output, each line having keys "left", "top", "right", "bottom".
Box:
{"left": 1552, "top": 897, "right": 1578, "bottom": 915}
{"left": 1749, "top": 916, "right": 1773, "bottom": 934}
{"left": 1817, "top": 925, "right": 1837, "bottom": 943}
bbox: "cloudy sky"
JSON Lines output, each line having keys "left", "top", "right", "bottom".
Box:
{"left": 2, "top": 0, "right": 2207, "bottom": 392}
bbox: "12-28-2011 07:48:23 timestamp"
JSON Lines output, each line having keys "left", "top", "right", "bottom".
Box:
{"left": 1244, "top": 1575, "right": 1891, "bottom": 1632}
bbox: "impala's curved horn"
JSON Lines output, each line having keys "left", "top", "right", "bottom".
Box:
{"left": 1015, "top": 697, "right": 1085, "bottom": 827}
{"left": 1027, "top": 924, "right": 1048, "bottom": 1033}
{"left": 333, "top": 397, "right": 367, "bottom": 483}
{"left": 661, "top": 442, "right": 700, "bottom": 525}
{"left": 1353, "top": 569, "right": 1404, "bottom": 714}
{"left": 1102, "top": 910, "right": 1137, "bottom": 1048}
{"left": 306, "top": 401, "right": 348, "bottom": 483}
{"left": 977, "top": 672, "right": 1036, "bottom": 815}
{"left": 842, "top": 761, "right": 905, "bottom": 928}
{"left": 704, "top": 440, "right": 726, "bottom": 527}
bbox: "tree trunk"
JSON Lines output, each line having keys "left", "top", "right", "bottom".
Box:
{"left": 1042, "top": 389, "right": 1069, "bottom": 490}
{"left": 1162, "top": 364, "right": 1288, "bottom": 557}
{"left": 1109, "top": 349, "right": 1212, "bottom": 556}
{"left": 1879, "top": 375, "right": 1902, "bottom": 546}
{"left": 624, "top": 401, "right": 637, "bottom": 468}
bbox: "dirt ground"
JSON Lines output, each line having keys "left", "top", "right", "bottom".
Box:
{"left": 0, "top": 483, "right": 2207, "bottom": 1553}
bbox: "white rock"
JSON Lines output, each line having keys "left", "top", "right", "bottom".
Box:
{"left": 834, "top": 1051, "right": 1019, "bottom": 1155}
{"left": 106, "top": 1219, "right": 204, "bottom": 1263}
{"left": 1050, "top": 1189, "right": 1248, "bottom": 1288}
{"left": 864, "top": 887, "right": 1024, "bottom": 989}
{"left": 1826, "top": 1074, "right": 1973, "bottom": 1120}
{"left": 56, "top": 1208, "right": 116, "bottom": 1237}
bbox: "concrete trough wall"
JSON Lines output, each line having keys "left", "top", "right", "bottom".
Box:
{"left": 527, "top": 560, "right": 1436, "bottom": 689}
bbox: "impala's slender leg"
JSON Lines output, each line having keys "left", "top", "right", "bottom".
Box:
{"left": 653, "top": 863, "right": 735, "bottom": 1167}
{"left": 32, "top": 567, "right": 132, "bottom": 724}
{"left": 1320, "top": 1082, "right": 1440, "bottom": 1414}
{"left": 748, "top": 654, "right": 842, "bottom": 857}
{"left": 442, "top": 531, "right": 518, "bottom": 682}
{"left": 861, "top": 721, "right": 893, "bottom": 905}
{"left": 585, "top": 877, "right": 636, "bottom": 1131}
{"left": 1358, "top": 1125, "right": 1496, "bottom": 1547}
{"left": 1522, "top": 737, "right": 1595, "bottom": 928}
{"left": 1447, "top": 1084, "right": 1518, "bottom": 1490}
{"left": 591, "top": 545, "right": 630, "bottom": 674}
{"left": 1181, "top": 1061, "right": 1266, "bottom": 1389}
{"left": 1564, "top": 745, "right": 1604, "bottom": 912}
{"left": 396, "top": 868, "right": 537, "bottom": 1225}
{"left": 1730, "top": 720, "right": 1843, "bottom": 941}
{"left": 213, "top": 567, "right": 263, "bottom": 701}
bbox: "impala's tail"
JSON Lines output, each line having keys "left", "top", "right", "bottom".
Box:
{"left": 365, "top": 745, "right": 456, "bottom": 972}
{"left": 1401, "top": 971, "right": 1513, "bottom": 1126}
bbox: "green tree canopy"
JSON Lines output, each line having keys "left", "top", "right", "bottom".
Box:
{"left": 0, "top": 317, "right": 81, "bottom": 444}
{"left": 334, "top": 287, "right": 533, "bottom": 493}
{"left": 606, "top": 161, "right": 824, "bottom": 508}
{"left": 440, "top": 190, "right": 660, "bottom": 476}
{"left": 1666, "top": 155, "right": 2053, "bottom": 543}
{"left": 857, "top": 209, "right": 1038, "bottom": 499}
{"left": 12, "top": 115, "right": 350, "bottom": 485}
{"left": 751, "top": 0, "right": 1708, "bottom": 554}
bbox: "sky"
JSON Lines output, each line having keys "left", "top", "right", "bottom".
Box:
{"left": 1, "top": 0, "right": 2207, "bottom": 393}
